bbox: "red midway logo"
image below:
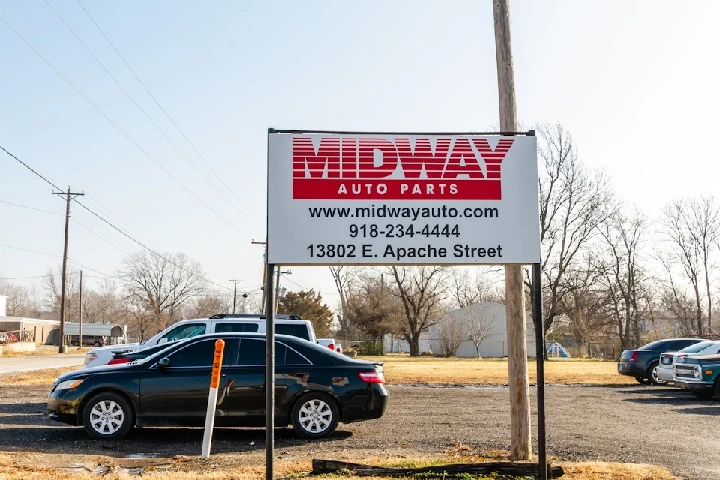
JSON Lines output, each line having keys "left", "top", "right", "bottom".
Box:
{"left": 292, "top": 136, "right": 514, "bottom": 200}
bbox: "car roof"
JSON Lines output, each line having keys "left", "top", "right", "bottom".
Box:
{"left": 188, "top": 332, "right": 303, "bottom": 341}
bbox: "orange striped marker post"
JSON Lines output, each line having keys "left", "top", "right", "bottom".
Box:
{"left": 201, "top": 339, "right": 225, "bottom": 459}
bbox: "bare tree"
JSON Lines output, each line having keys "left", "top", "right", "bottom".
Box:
{"left": 450, "top": 267, "right": 503, "bottom": 309}
{"left": 532, "top": 123, "right": 613, "bottom": 334}
{"left": 436, "top": 314, "right": 463, "bottom": 357}
{"left": 390, "top": 266, "right": 448, "bottom": 356}
{"left": 596, "top": 207, "right": 649, "bottom": 349}
{"left": 329, "top": 266, "right": 358, "bottom": 345}
{"left": 43, "top": 266, "right": 81, "bottom": 319}
{"left": 118, "top": 250, "right": 206, "bottom": 329}
{"left": 345, "top": 273, "right": 404, "bottom": 342}
{"left": 0, "top": 281, "right": 42, "bottom": 317}
{"left": 125, "top": 299, "right": 161, "bottom": 342}
{"left": 661, "top": 197, "right": 720, "bottom": 335}
{"left": 81, "top": 279, "right": 124, "bottom": 324}
{"left": 558, "top": 261, "right": 613, "bottom": 345}
{"left": 689, "top": 197, "right": 720, "bottom": 330}
{"left": 463, "top": 304, "right": 496, "bottom": 358}
{"left": 185, "top": 295, "right": 230, "bottom": 319}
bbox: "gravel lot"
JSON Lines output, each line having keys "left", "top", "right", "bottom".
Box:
{"left": 0, "top": 382, "right": 718, "bottom": 479}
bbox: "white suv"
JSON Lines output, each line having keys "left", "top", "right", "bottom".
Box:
{"left": 83, "top": 314, "right": 316, "bottom": 369}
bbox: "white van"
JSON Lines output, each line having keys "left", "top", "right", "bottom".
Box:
{"left": 83, "top": 314, "right": 316, "bottom": 369}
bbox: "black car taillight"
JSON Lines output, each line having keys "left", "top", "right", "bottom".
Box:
{"left": 629, "top": 351, "right": 638, "bottom": 362}
{"left": 358, "top": 371, "right": 385, "bottom": 384}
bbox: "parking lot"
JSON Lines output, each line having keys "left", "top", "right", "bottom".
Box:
{"left": 1, "top": 381, "right": 718, "bottom": 479}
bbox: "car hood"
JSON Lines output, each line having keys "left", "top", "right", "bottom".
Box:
{"left": 681, "top": 354, "right": 720, "bottom": 366}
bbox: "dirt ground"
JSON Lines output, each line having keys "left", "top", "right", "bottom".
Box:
{"left": 0, "top": 381, "right": 718, "bottom": 480}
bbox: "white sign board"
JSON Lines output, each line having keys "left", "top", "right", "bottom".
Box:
{"left": 267, "top": 132, "right": 540, "bottom": 265}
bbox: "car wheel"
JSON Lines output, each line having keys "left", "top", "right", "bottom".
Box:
{"left": 82, "top": 392, "right": 134, "bottom": 440}
{"left": 291, "top": 392, "right": 339, "bottom": 439}
{"left": 647, "top": 362, "right": 665, "bottom": 386}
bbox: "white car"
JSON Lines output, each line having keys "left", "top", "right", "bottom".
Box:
{"left": 656, "top": 340, "right": 720, "bottom": 383}
{"left": 83, "top": 314, "right": 315, "bottom": 369}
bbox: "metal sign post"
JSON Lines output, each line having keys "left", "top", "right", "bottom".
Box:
{"left": 532, "top": 262, "right": 547, "bottom": 479}
{"left": 264, "top": 263, "right": 275, "bottom": 480}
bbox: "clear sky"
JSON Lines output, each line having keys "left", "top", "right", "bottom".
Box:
{"left": 1, "top": 1, "right": 718, "bottom": 307}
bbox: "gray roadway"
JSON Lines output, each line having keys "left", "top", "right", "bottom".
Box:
{"left": 0, "top": 354, "right": 85, "bottom": 375}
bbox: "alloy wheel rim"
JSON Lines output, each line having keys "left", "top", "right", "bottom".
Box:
{"left": 89, "top": 400, "right": 124, "bottom": 435}
{"left": 298, "top": 399, "right": 332, "bottom": 433}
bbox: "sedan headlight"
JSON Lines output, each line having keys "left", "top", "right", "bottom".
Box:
{"left": 55, "top": 379, "right": 84, "bottom": 391}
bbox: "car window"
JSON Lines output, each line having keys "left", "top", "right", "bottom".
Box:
{"left": 697, "top": 343, "right": 720, "bottom": 355}
{"left": 168, "top": 339, "right": 216, "bottom": 367}
{"left": 275, "top": 323, "right": 310, "bottom": 341}
{"left": 161, "top": 323, "right": 206, "bottom": 342}
{"left": 674, "top": 340, "right": 700, "bottom": 350}
{"left": 681, "top": 341, "right": 714, "bottom": 353}
{"left": 281, "top": 343, "right": 311, "bottom": 366}
{"left": 234, "top": 338, "right": 266, "bottom": 366}
{"left": 638, "top": 340, "right": 662, "bottom": 350}
{"left": 215, "top": 323, "right": 259, "bottom": 333}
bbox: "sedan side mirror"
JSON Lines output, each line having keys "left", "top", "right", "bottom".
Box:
{"left": 158, "top": 357, "right": 170, "bottom": 369}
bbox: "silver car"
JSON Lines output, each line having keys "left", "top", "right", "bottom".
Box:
{"left": 657, "top": 340, "right": 720, "bottom": 383}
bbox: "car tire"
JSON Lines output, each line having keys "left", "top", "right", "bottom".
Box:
{"left": 291, "top": 392, "right": 339, "bottom": 439}
{"left": 82, "top": 392, "right": 134, "bottom": 440}
{"left": 647, "top": 362, "right": 665, "bottom": 386}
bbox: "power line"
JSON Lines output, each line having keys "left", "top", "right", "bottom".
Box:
{"left": 1, "top": 243, "right": 60, "bottom": 258}
{"left": 43, "top": 0, "right": 260, "bottom": 228}
{"left": 0, "top": 145, "right": 230, "bottom": 292}
{"left": 75, "top": 0, "right": 262, "bottom": 227}
{"left": 73, "top": 217, "right": 132, "bottom": 256}
{"left": 82, "top": 195, "right": 163, "bottom": 253}
{"left": 0, "top": 145, "right": 62, "bottom": 192}
{"left": 0, "top": 199, "right": 62, "bottom": 215}
{"left": 0, "top": 243, "right": 116, "bottom": 279}
{"left": 0, "top": 13, "right": 248, "bottom": 237}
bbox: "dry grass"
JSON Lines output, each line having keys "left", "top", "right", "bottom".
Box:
{"left": 364, "top": 355, "right": 634, "bottom": 385}
{"left": 562, "top": 461, "right": 680, "bottom": 479}
{"left": 1, "top": 357, "right": 634, "bottom": 389}
{"left": 0, "top": 366, "right": 80, "bottom": 386}
{"left": 0, "top": 346, "right": 90, "bottom": 358}
{"left": 0, "top": 452, "right": 681, "bottom": 479}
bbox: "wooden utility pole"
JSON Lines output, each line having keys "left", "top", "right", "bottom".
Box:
{"left": 229, "top": 279, "right": 241, "bottom": 314}
{"left": 78, "top": 270, "right": 83, "bottom": 349}
{"left": 252, "top": 240, "right": 267, "bottom": 313}
{"left": 53, "top": 187, "right": 84, "bottom": 353}
{"left": 493, "top": 0, "right": 532, "bottom": 461}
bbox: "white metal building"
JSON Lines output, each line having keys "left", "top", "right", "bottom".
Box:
{"left": 383, "top": 302, "right": 537, "bottom": 357}
{"left": 429, "top": 302, "right": 537, "bottom": 358}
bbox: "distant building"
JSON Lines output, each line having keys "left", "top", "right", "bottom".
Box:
{"left": 0, "top": 317, "right": 60, "bottom": 345}
{"left": 0, "top": 316, "right": 126, "bottom": 346}
{"left": 383, "top": 302, "right": 538, "bottom": 357}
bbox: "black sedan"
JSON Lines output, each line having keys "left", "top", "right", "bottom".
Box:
{"left": 48, "top": 333, "right": 389, "bottom": 440}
